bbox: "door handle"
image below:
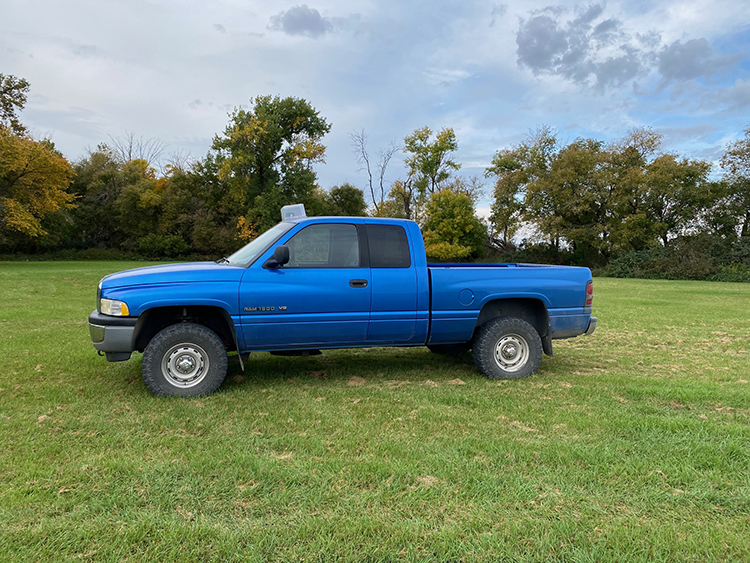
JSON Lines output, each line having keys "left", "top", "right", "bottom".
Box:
{"left": 349, "top": 279, "right": 368, "bottom": 288}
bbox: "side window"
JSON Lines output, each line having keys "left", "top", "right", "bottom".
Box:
{"left": 285, "top": 224, "right": 360, "bottom": 268}
{"left": 367, "top": 225, "right": 411, "bottom": 268}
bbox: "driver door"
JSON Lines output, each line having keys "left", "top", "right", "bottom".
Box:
{"left": 239, "top": 222, "right": 371, "bottom": 349}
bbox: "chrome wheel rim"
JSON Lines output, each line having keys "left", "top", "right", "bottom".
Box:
{"left": 494, "top": 333, "right": 529, "bottom": 372}
{"left": 162, "top": 343, "right": 209, "bottom": 388}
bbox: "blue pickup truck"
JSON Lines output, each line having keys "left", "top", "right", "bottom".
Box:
{"left": 89, "top": 207, "right": 596, "bottom": 396}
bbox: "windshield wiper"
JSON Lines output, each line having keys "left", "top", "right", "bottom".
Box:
{"left": 216, "top": 257, "right": 230, "bottom": 264}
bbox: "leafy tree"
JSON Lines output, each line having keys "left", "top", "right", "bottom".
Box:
{"left": 486, "top": 126, "right": 559, "bottom": 249}
{"left": 532, "top": 137, "right": 610, "bottom": 262}
{"left": 157, "top": 165, "right": 231, "bottom": 254}
{"left": 65, "top": 145, "right": 127, "bottom": 249}
{"left": 212, "top": 95, "right": 331, "bottom": 232}
{"left": 0, "top": 74, "right": 29, "bottom": 135}
{"left": 422, "top": 190, "right": 486, "bottom": 262}
{"left": 607, "top": 129, "right": 713, "bottom": 250}
{"left": 184, "top": 156, "right": 243, "bottom": 254}
{"left": 642, "top": 154, "right": 712, "bottom": 246}
{"left": 386, "top": 126, "right": 461, "bottom": 222}
{"left": 604, "top": 130, "right": 658, "bottom": 252}
{"left": 0, "top": 129, "right": 74, "bottom": 249}
{"left": 444, "top": 175, "right": 484, "bottom": 203}
{"left": 325, "top": 183, "right": 367, "bottom": 216}
{"left": 486, "top": 151, "right": 525, "bottom": 250}
{"left": 113, "top": 159, "right": 163, "bottom": 247}
{"left": 302, "top": 184, "right": 368, "bottom": 218}
{"left": 720, "top": 126, "right": 750, "bottom": 238}
{"left": 382, "top": 178, "right": 416, "bottom": 220}
{"left": 404, "top": 127, "right": 460, "bottom": 195}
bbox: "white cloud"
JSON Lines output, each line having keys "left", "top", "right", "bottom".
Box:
{"left": 269, "top": 5, "right": 334, "bottom": 38}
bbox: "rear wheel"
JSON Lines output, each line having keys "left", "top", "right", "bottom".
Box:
{"left": 473, "top": 317, "right": 542, "bottom": 379}
{"left": 142, "top": 323, "right": 228, "bottom": 397}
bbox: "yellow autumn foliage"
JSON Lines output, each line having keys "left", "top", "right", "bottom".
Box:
{"left": 0, "top": 129, "right": 74, "bottom": 241}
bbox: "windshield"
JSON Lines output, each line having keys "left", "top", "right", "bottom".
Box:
{"left": 226, "top": 222, "right": 295, "bottom": 266}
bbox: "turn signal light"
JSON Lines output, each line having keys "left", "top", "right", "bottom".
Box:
{"left": 100, "top": 298, "right": 130, "bottom": 316}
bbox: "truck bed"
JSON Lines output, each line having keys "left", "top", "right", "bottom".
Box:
{"left": 427, "top": 262, "right": 593, "bottom": 344}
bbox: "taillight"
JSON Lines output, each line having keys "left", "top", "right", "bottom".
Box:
{"left": 585, "top": 280, "right": 593, "bottom": 306}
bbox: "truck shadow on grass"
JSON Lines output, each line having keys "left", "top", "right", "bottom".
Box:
{"left": 122, "top": 347, "right": 566, "bottom": 396}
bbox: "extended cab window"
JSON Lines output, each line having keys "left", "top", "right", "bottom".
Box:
{"left": 285, "top": 224, "right": 360, "bottom": 268}
{"left": 367, "top": 225, "right": 411, "bottom": 268}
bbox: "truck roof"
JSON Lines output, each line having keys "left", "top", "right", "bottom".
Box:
{"left": 284, "top": 216, "right": 418, "bottom": 226}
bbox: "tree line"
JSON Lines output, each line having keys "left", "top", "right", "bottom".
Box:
{"left": 488, "top": 126, "right": 750, "bottom": 281}
{"left": 0, "top": 87, "right": 369, "bottom": 259}
{"left": 1, "top": 73, "right": 749, "bottom": 281}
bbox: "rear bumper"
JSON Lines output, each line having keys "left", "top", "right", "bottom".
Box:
{"left": 88, "top": 310, "right": 137, "bottom": 362}
{"left": 549, "top": 312, "right": 597, "bottom": 339}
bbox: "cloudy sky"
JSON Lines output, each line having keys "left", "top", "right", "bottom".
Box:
{"left": 2, "top": 0, "right": 749, "bottom": 210}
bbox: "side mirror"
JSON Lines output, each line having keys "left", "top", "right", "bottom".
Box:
{"left": 263, "top": 245, "right": 290, "bottom": 269}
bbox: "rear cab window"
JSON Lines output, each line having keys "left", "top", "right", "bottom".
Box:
{"left": 366, "top": 224, "right": 411, "bottom": 268}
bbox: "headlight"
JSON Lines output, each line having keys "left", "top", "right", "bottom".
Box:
{"left": 100, "top": 298, "right": 130, "bottom": 316}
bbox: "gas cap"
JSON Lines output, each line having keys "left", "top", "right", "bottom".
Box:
{"left": 459, "top": 289, "right": 475, "bottom": 306}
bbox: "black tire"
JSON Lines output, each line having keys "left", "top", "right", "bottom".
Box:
{"left": 427, "top": 344, "right": 471, "bottom": 355}
{"left": 472, "top": 317, "right": 542, "bottom": 380}
{"left": 142, "top": 323, "right": 228, "bottom": 397}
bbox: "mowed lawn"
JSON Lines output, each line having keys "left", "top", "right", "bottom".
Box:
{"left": 0, "top": 262, "right": 749, "bottom": 562}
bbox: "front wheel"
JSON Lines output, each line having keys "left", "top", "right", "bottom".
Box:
{"left": 472, "top": 317, "right": 542, "bottom": 380}
{"left": 142, "top": 323, "right": 228, "bottom": 397}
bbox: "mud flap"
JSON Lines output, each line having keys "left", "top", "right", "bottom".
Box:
{"left": 542, "top": 331, "right": 553, "bottom": 357}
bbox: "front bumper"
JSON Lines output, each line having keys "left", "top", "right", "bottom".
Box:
{"left": 585, "top": 317, "right": 598, "bottom": 336}
{"left": 88, "top": 310, "right": 138, "bottom": 362}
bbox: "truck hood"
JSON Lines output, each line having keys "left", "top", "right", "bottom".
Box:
{"left": 100, "top": 262, "right": 245, "bottom": 290}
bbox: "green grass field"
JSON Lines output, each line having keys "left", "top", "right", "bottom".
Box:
{"left": 0, "top": 262, "right": 748, "bottom": 562}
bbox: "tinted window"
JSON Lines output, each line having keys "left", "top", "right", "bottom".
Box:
{"left": 367, "top": 225, "right": 411, "bottom": 268}
{"left": 285, "top": 224, "right": 360, "bottom": 268}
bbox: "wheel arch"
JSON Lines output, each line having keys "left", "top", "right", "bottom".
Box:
{"left": 474, "top": 298, "right": 552, "bottom": 356}
{"left": 133, "top": 305, "right": 238, "bottom": 354}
